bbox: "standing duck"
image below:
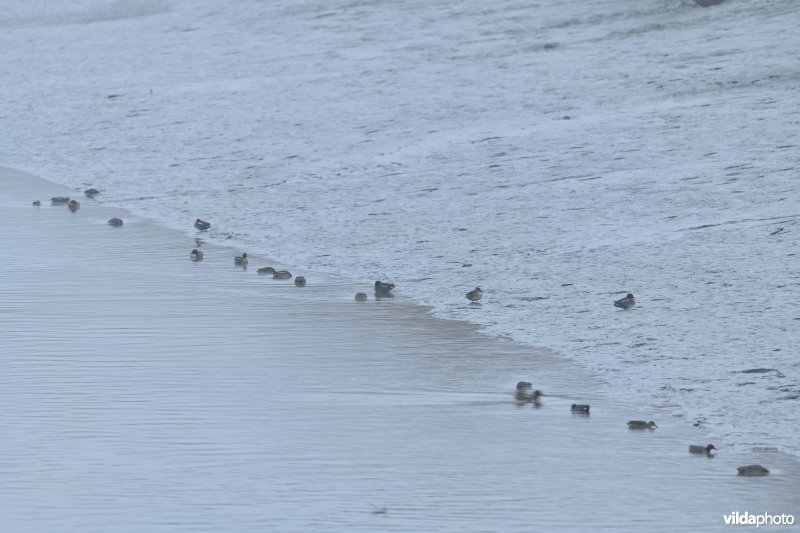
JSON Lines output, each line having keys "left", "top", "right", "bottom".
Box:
{"left": 190, "top": 249, "right": 203, "bottom": 261}
{"left": 466, "top": 287, "right": 483, "bottom": 303}
{"left": 374, "top": 281, "right": 395, "bottom": 297}
{"left": 234, "top": 253, "right": 248, "bottom": 266}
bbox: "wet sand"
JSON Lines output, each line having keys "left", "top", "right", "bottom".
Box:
{"left": 1, "top": 167, "right": 798, "bottom": 532}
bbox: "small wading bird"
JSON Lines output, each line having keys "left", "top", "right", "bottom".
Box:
{"left": 466, "top": 287, "right": 483, "bottom": 303}
{"left": 108, "top": 218, "right": 123, "bottom": 227}
{"left": 689, "top": 444, "right": 716, "bottom": 455}
{"left": 190, "top": 249, "right": 203, "bottom": 261}
{"left": 374, "top": 281, "right": 395, "bottom": 297}
{"left": 234, "top": 253, "right": 248, "bottom": 266}
{"left": 571, "top": 404, "right": 590, "bottom": 414}
{"left": 627, "top": 420, "right": 657, "bottom": 430}
{"left": 194, "top": 218, "right": 211, "bottom": 231}
{"left": 614, "top": 293, "right": 635, "bottom": 309}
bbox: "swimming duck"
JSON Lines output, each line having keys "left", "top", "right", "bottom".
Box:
{"left": 273, "top": 270, "right": 292, "bottom": 280}
{"left": 50, "top": 196, "right": 70, "bottom": 205}
{"left": 355, "top": 292, "right": 368, "bottom": 301}
{"left": 294, "top": 276, "right": 306, "bottom": 287}
{"left": 689, "top": 444, "right": 716, "bottom": 455}
{"left": 108, "top": 218, "right": 124, "bottom": 227}
{"left": 84, "top": 188, "right": 100, "bottom": 197}
{"left": 257, "top": 266, "right": 276, "bottom": 275}
{"left": 190, "top": 249, "right": 203, "bottom": 261}
{"left": 517, "top": 389, "right": 542, "bottom": 405}
{"left": 375, "top": 280, "right": 395, "bottom": 297}
{"left": 466, "top": 287, "right": 483, "bottom": 303}
{"left": 514, "top": 382, "right": 541, "bottom": 404}
{"left": 33, "top": 200, "right": 41, "bottom": 206}
{"left": 737, "top": 464, "right": 769, "bottom": 476}
{"left": 571, "top": 404, "right": 590, "bottom": 414}
{"left": 627, "top": 420, "right": 657, "bottom": 430}
{"left": 234, "top": 253, "right": 248, "bottom": 266}
{"left": 67, "top": 199, "right": 80, "bottom": 212}
{"left": 614, "top": 293, "right": 635, "bottom": 309}
{"left": 529, "top": 390, "right": 543, "bottom": 406}
{"left": 516, "top": 381, "right": 533, "bottom": 393}
{"left": 194, "top": 218, "right": 211, "bottom": 231}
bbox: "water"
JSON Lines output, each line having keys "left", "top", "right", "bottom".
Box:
{"left": 3, "top": 168, "right": 799, "bottom": 531}
{"left": 1, "top": 0, "right": 798, "bottom": 459}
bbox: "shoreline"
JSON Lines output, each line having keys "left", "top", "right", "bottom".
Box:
{"left": 1, "top": 166, "right": 798, "bottom": 531}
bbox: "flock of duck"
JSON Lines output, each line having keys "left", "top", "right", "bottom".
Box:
{"left": 192, "top": 218, "right": 395, "bottom": 295}
{"left": 514, "top": 380, "right": 769, "bottom": 476}
{"left": 35, "top": 190, "right": 770, "bottom": 477}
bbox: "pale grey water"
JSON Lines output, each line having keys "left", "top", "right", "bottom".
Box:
{"left": 1, "top": 167, "right": 798, "bottom": 531}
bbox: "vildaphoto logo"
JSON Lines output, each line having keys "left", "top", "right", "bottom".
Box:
{"left": 723, "top": 511, "right": 795, "bottom": 527}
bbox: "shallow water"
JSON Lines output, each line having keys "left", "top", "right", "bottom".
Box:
{"left": 2, "top": 168, "right": 798, "bottom": 531}
{"left": 2, "top": 0, "right": 799, "bottom": 455}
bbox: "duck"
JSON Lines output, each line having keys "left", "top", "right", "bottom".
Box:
{"left": 375, "top": 280, "right": 395, "bottom": 297}
{"left": 194, "top": 218, "right": 211, "bottom": 231}
{"left": 531, "top": 390, "right": 543, "bottom": 405}
{"left": 514, "top": 382, "right": 541, "bottom": 404}
{"left": 33, "top": 200, "right": 41, "bottom": 206}
{"left": 234, "top": 253, "right": 248, "bottom": 266}
{"left": 614, "top": 293, "right": 635, "bottom": 309}
{"left": 571, "top": 404, "right": 590, "bottom": 414}
{"left": 355, "top": 292, "right": 368, "bottom": 301}
{"left": 466, "top": 287, "right": 483, "bottom": 303}
{"left": 67, "top": 199, "right": 81, "bottom": 212}
{"left": 107, "top": 217, "right": 124, "bottom": 227}
{"left": 737, "top": 464, "right": 769, "bottom": 476}
{"left": 257, "top": 266, "right": 276, "bottom": 275}
{"left": 190, "top": 249, "right": 203, "bottom": 261}
{"left": 627, "top": 420, "right": 657, "bottom": 430}
{"left": 518, "top": 389, "right": 542, "bottom": 405}
{"left": 84, "top": 188, "right": 100, "bottom": 197}
{"left": 294, "top": 276, "right": 306, "bottom": 287}
{"left": 689, "top": 444, "right": 716, "bottom": 455}
{"left": 273, "top": 270, "right": 292, "bottom": 280}
{"left": 516, "top": 381, "right": 533, "bottom": 393}
{"left": 50, "top": 196, "right": 70, "bottom": 205}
